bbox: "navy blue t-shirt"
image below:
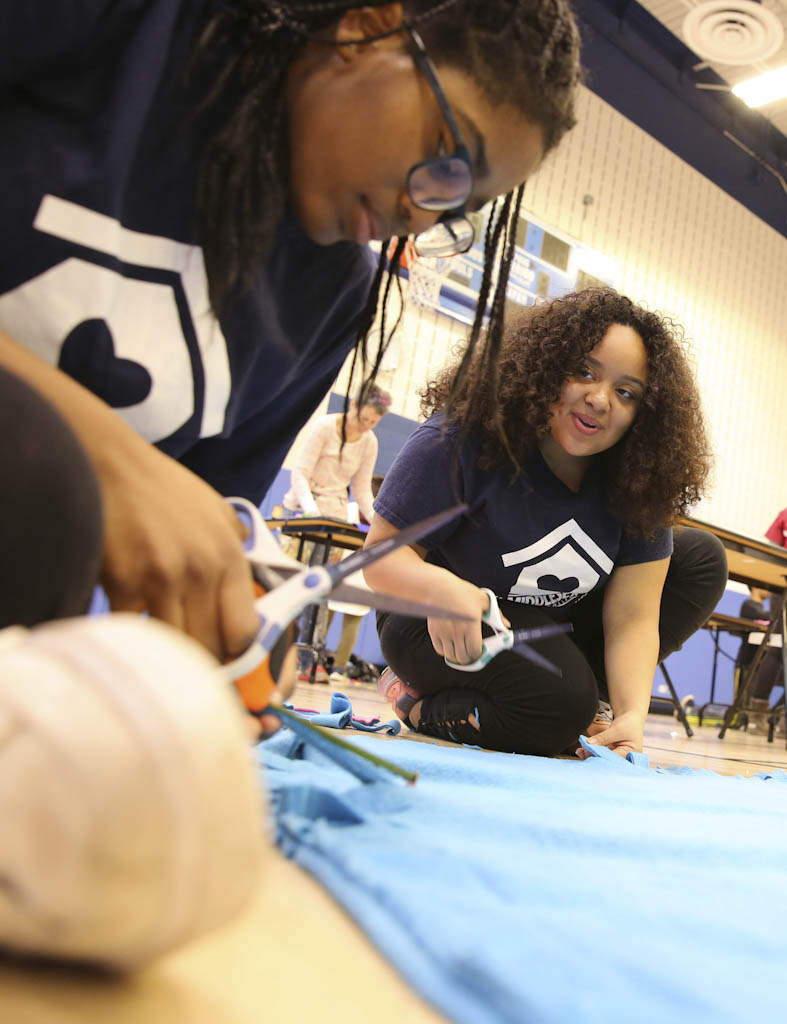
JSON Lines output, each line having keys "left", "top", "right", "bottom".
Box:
{"left": 0, "top": 0, "right": 375, "bottom": 501}
{"left": 374, "top": 417, "right": 673, "bottom": 616}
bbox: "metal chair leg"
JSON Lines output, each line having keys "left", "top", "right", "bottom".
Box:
{"left": 659, "top": 663, "right": 693, "bottom": 738}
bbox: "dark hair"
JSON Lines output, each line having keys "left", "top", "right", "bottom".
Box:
{"left": 194, "top": 0, "right": 582, "bottom": 398}
{"left": 357, "top": 383, "right": 392, "bottom": 414}
{"left": 421, "top": 288, "right": 712, "bottom": 536}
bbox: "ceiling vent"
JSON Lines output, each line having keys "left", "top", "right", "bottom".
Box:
{"left": 682, "top": 0, "right": 784, "bottom": 65}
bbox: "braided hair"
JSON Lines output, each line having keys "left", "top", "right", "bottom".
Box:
{"left": 195, "top": 0, "right": 582, "bottom": 429}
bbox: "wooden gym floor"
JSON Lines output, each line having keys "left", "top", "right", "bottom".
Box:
{"left": 2, "top": 676, "right": 785, "bottom": 1024}
{"left": 291, "top": 676, "right": 787, "bottom": 777}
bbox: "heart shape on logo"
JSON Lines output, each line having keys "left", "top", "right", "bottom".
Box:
{"left": 59, "top": 319, "right": 152, "bottom": 409}
{"left": 537, "top": 574, "right": 579, "bottom": 593}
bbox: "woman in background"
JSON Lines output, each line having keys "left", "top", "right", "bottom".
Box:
{"left": 283, "top": 385, "right": 390, "bottom": 681}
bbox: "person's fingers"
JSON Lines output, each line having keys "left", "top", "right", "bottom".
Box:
{"left": 103, "top": 584, "right": 147, "bottom": 615}
{"left": 217, "top": 560, "right": 260, "bottom": 660}
{"left": 145, "top": 588, "right": 187, "bottom": 637}
{"left": 181, "top": 578, "right": 224, "bottom": 659}
{"left": 575, "top": 737, "right": 631, "bottom": 759}
{"left": 181, "top": 505, "right": 257, "bottom": 658}
{"left": 444, "top": 628, "right": 467, "bottom": 664}
{"left": 225, "top": 500, "right": 259, "bottom": 564}
{"left": 584, "top": 720, "right": 638, "bottom": 759}
{"left": 585, "top": 727, "right": 617, "bottom": 748}
{"left": 459, "top": 624, "right": 483, "bottom": 663}
{"left": 427, "top": 619, "right": 446, "bottom": 657}
{"left": 466, "top": 626, "right": 483, "bottom": 662}
{"left": 428, "top": 614, "right": 485, "bottom": 665}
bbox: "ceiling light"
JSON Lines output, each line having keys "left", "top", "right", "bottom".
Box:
{"left": 732, "top": 66, "right": 787, "bottom": 107}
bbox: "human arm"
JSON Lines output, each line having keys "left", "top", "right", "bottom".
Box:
{"left": 577, "top": 555, "right": 670, "bottom": 759}
{"left": 363, "top": 513, "right": 490, "bottom": 664}
{"left": 0, "top": 328, "right": 259, "bottom": 660}
{"left": 349, "top": 433, "right": 378, "bottom": 524}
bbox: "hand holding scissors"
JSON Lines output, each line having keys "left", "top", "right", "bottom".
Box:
{"left": 223, "top": 497, "right": 473, "bottom": 710}
{"left": 444, "top": 588, "right": 571, "bottom": 676}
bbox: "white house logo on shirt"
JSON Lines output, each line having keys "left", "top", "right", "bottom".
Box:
{"left": 501, "top": 519, "right": 614, "bottom": 608}
{"left": 0, "top": 195, "right": 231, "bottom": 442}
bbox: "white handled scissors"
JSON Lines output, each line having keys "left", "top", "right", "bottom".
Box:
{"left": 445, "top": 588, "right": 571, "bottom": 676}
{"left": 225, "top": 497, "right": 473, "bottom": 683}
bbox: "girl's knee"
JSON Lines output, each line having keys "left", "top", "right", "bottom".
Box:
{"left": 672, "top": 528, "right": 728, "bottom": 593}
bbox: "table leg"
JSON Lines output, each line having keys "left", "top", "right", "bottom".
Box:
{"left": 697, "top": 628, "right": 721, "bottom": 727}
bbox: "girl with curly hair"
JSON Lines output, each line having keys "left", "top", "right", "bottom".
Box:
{"left": 364, "top": 288, "right": 727, "bottom": 758}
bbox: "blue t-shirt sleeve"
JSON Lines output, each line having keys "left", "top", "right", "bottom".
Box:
{"left": 374, "top": 418, "right": 471, "bottom": 548}
{"left": 615, "top": 525, "right": 673, "bottom": 567}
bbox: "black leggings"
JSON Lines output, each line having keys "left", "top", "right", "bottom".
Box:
{"left": 377, "top": 528, "right": 727, "bottom": 755}
{"left": 0, "top": 367, "right": 103, "bottom": 629}
{"left": 750, "top": 649, "right": 784, "bottom": 702}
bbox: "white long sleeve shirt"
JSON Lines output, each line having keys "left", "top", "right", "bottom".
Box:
{"left": 283, "top": 415, "right": 378, "bottom": 523}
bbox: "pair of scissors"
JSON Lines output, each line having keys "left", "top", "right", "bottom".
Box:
{"left": 445, "top": 588, "right": 571, "bottom": 676}
{"left": 223, "top": 497, "right": 473, "bottom": 710}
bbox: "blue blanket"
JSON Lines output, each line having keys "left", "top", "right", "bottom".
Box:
{"left": 258, "top": 731, "right": 787, "bottom": 1024}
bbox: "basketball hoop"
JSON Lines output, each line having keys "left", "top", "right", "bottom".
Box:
{"left": 406, "top": 258, "right": 447, "bottom": 311}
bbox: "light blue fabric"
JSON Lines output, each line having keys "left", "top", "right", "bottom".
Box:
{"left": 285, "top": 692, "right": 401, "bottom": 734}
{"left": 258, "top": 732, "right": 787, "bottom": 1024}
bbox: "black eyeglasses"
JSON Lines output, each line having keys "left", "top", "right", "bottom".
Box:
{"left": 406, "top": 29, "right": 475, "bottom": 258}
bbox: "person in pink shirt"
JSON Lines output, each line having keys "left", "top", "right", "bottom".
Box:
{"left": 765, "top": 508, "right": 787, "bottom": 548}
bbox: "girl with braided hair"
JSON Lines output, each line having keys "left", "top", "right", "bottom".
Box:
{"left": 365, "top": 289, "right": 728, "bottom": 759}
{"left": 0, "top": 0, "right": 581, "bottom": 663}
{"left": 0, "top": 0, "right": 586, "bottom": 968}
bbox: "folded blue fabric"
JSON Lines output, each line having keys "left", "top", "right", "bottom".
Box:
{"left": 286, "top": 692, "right": 401, "bottom": 735}
{"left": 259, "top": 732, "right": 787, "bottom": 1024}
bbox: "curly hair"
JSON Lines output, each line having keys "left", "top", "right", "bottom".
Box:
{"left": 421, "top": 288, "right": 712, "bottom": 536}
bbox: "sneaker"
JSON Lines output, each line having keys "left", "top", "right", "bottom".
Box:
{"left": 377, "top": 666, "right": 422, "bottom": 726}
{"left": 593, "top": 698, "right": 614, "bottom": 724}
{"left": 346, "top": 654, "right": 380, "bottom": 685}
{"left": 329, "top": 670, "right": 350, "bottom": 688}
{"left": 679, "top": 694, "right": 696, "bottom": 716}
{"left": 297, "top": 662, "right": 330, "bottom": 684}
{"left": 746, "top": 698, "right": 771, "bottom": 736}
{"left": 0, "top": 614, "right": 262, "bottom": 969}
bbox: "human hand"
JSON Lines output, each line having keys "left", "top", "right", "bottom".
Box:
{"left": 426, "top": 580, "right": 505, "bottom": 665}
{"left": 242, "top": 645, "right": 299, "bottom": 742}
{"left": 575, "top": 710, "right": 645, "bottom": 760}
{"left": 98, "top": 437, "right": 259, "bottom": 661}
